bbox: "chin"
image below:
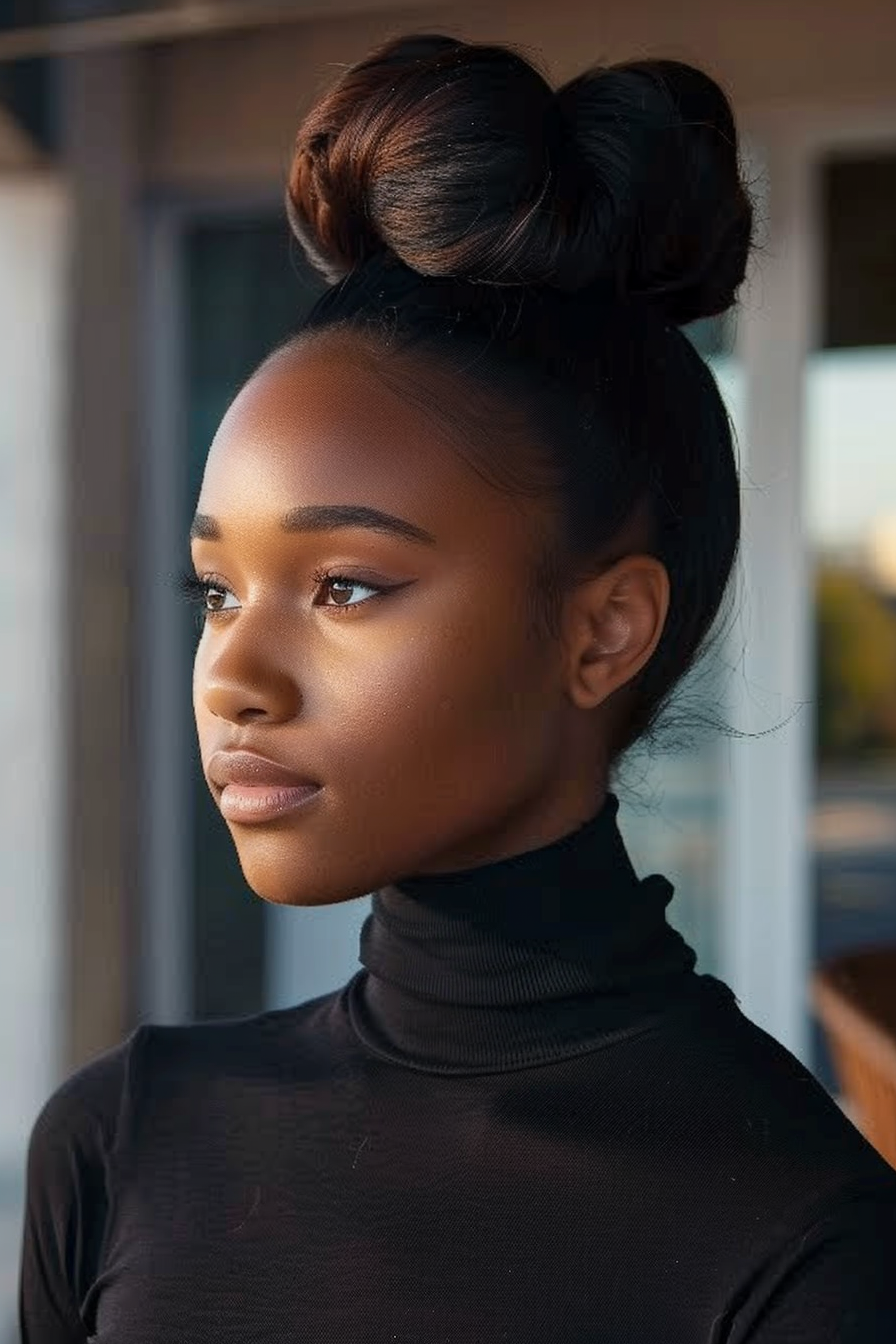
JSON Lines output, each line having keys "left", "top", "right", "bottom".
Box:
{"left": 228, "top": 832, "right": 374, "bottom": 908}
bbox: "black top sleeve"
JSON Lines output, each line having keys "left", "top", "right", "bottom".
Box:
{"left": 730, "top": 1189, "right": 896, "bottom": 1343}
{"left": 18, "top": 1034, "right": 134, "bottom": 1344}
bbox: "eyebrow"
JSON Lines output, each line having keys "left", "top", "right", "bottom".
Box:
{"left": 189, "top": 504, "right": 437, "bottom": 547}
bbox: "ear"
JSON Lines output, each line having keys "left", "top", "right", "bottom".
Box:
{"left": 562, "top": 556, "right": 670, "bottom": 711}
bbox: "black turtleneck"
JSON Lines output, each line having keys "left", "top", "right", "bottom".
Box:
{"left": 19, "top": 795, "right": 896, "bottom": 1342}
{"left": 351, "top": 794, "right": 702, "bottom": 1073}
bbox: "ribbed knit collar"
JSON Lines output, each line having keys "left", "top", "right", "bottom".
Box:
{"left": 344, "top": 793, "right": 706, "bottom": 1075}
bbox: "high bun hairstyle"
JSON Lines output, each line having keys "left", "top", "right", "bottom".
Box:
{"left": 283, "top": 32, "right": 755, "bottom": 761}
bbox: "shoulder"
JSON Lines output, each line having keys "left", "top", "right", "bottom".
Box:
{"left": 23, "top": 1004, "right": 302, "bottom": 1205}
{"left": 651, "top": 975, "right": 896, "bottom": 1215}
{"left": 26, "top": 1026, "right": 144, "bottom": 1175}
{"left": 692, "top": 976, "right": 896, "bottom": 1153}
{"left": 727, "top": 1184, "right": 896, "bottom": 1342}
{"left": 20, "top": 995, "right": 343, "bottom": 1334}
{"left": 25, "top": 994, "right": 338, "bottom": 1186}
{"left": 29, "top": 989, "right": 341, "bottom": 1153}
{"left": 23, "top": 1023, "right": 154, "bottom": 1256}
{"left": 21, "top": 1027, "right": 148, "bottom": 1337}
{"left": 128, "top": 991, "right": 343, "bottom": 1088}
{"left": 631, "top": 979, "right": 896, "bottom": 1338}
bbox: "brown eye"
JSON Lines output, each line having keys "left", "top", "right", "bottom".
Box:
{"left": 174, "top": 571, "right": 239, "bottom": 622}
{"left": 313, "top": 572, "right": 385, "bottom": 609}
{"left": 328, "top": 579, "right": 359, "bottom": 605}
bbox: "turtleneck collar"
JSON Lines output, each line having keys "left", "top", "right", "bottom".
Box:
{"left": 344, "top": 793, "right": 708, "bottom": 1075}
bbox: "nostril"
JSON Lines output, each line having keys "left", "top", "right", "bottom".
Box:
{"left": 237, "top": 707, "right": 269, "bottom": 723}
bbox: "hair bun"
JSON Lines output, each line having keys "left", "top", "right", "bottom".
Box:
{"left": 287, "top": 34, "right": 561, "bottom": 285}
{"left": 555, "top": 59, "right": 753, "bottom": 323}
{"left": 286, "top": 35, "right": 753, "bottom": 323}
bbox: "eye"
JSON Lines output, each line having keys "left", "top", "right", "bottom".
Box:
{"left": 173, "top": 567, "right": 395, "bottom": 624}
{"left": 174, "top": 570, "right": 240, "bottom": 621}
{"left": 313, "top": 572, "right": 385, "bottom": 609}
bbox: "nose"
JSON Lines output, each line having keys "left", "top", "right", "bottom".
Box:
{"left": 196, "top": 620, "right": 303, "bottom": 726}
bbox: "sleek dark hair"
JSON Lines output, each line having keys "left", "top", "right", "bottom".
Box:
{"left": 282, "top": 33, "right": 754, "bottom": 761}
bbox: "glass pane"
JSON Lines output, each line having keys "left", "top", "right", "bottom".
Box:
{"left": 616, "top": 316, "right": 746, "bottom": 979}
{"left": 807, "top": 147, "right": 896, "bottom": 1094}
{"left": 806, "top": 344, "right": 896, "bottom": 1092}
{"left": 183, "top": 214, "right": 326, "bottom": 1018}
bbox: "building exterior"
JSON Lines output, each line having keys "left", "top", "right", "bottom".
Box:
{"left": 2, "top": 0, "right": 895, "bottom": 1332}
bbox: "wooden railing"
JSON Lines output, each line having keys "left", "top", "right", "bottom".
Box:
{"left": 811, "top": 945, "right": 896, "bottom": 1171}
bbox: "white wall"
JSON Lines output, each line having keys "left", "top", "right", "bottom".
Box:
{"left": 143, "top": 0, "right": 896, "bottom": 187}
{"left": 0, "top": 172, "right": 68, "bottom": 1322}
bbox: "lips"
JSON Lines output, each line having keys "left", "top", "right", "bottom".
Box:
{"left": 207, "top": 750, "right": 322, "bottom": 824}
{"left": 207, "top": 750, "right": 320, "bottom": 791}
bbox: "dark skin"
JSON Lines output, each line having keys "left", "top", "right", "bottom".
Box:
{"left": 190, "top": 331, "right": 670, "bottom": 907}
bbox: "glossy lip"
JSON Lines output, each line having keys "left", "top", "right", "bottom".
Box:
{"left": 207, "top": 749, "right": 320, "bottom": 790}
{"left": 206, "top": 750, "right": 323, "bottom": 825}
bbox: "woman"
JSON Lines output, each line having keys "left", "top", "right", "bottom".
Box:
{"left": 19, "top": 32, "right": 896, "bottom": 1343}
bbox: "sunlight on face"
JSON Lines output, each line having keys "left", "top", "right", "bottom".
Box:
{"left": 190, "top": 334, "right": 577, "bottom": 906}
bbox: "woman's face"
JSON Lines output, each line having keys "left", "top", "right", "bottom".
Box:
{"left": 191, "top": 333, "right": 596, "bottom": 907}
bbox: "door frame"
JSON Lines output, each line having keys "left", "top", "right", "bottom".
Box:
{"left": 138, "top": 186, "right": 283, "bottom": 1023}
{"left": 721, "top": 106, "right": 896, "bottom": 1067}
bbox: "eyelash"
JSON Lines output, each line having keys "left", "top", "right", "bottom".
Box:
{"left": 174, "top": 567, "right": 388, "bottom": 623}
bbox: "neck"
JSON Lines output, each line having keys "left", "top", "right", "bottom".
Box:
{"left": 343, "top": 793, "right": 703, "bottom": 1075}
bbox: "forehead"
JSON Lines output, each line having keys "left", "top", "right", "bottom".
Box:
{"left": 197, "top": 333, "right": 545, "bottom": 553}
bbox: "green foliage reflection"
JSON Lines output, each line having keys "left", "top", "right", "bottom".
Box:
{"left": 816, "top": 566, "right": 896, "bottom": 760}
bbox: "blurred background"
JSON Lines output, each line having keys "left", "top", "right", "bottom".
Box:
{"left": 1, "top": 0, "right": 895, "bottom": 1329}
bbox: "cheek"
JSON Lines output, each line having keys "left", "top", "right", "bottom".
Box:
{"left": 320, "top": 588, "right": 558, "bottom": 794}
{"left": 187, "top": 586, "right": 564, "bottom": 903}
